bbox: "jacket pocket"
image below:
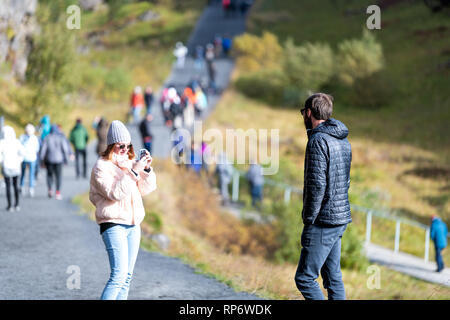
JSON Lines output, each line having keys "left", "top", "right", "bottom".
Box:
{"left": 99, "top": 198, "right": 122, "bottom": 220}
{"left": 321, "top": 224, "right": 347, "bottom": 246}
{"left": 301, "top": 224, "right": 320, "bottom": 248}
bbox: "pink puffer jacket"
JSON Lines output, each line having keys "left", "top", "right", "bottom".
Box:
{"left": 89, "top": 157, "right": 157, "bottom": 226}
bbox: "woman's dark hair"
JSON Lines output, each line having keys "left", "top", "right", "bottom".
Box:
{"left": 304, "top": 93, "right": 334, "bottom": 120}
{"left": 101, "top": 143, "right": 135, "bottom": 161}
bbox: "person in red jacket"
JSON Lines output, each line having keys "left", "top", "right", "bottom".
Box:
{"left": 130, "top": 86, "right": 144, "bottom": 124}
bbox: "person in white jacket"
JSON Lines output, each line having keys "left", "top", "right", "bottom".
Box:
{"left": 19, "top": 124, "right": 40, "bottom": 197}
{"left": 173, "top": 41, "right": 188, "bottom": 68}
{"left": 89, "top": 120, "right": 156, "bottom": 300}
{"left": 0, "top": 126, "right": 26, "bottom": 212}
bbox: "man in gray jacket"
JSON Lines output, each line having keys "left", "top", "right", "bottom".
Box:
{"left": 39, "top": 124, "right": 73, "bottom": 200}
{"left": 246, "top": 163, "right": 264, "bottom": 208}
{"left": 294, "top": 93, "right": 352, "bottom": 300}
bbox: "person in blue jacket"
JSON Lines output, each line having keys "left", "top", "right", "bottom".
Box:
{"left": 430, "top": 215, "right": 448, "bottom": 272}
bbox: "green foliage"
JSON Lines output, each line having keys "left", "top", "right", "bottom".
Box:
{"left": 233, "top": 30, "right": 386, "bottom": 109}
{"left": 17, "top": 6, "right": 77, "bottom": 124}
{"left": 26, "top": 11, "right": 75, "bottom": 86}
{"left": 340, "top": 223, "right": 370, "bottom": 271}
{"left": 38, "top": 0, "right": 78, "bottom": 23}
{"left": 335, "top": 30, "right": 384, "bottom": 86}
{"left": 272, "top": 201, "right": 301, "bottom": 264}
{"left": 108, "top": 1, "right": 152, "bottom": 23}
{"left": 71, "top": 60, "right": 131, "bottom": 101}
{"left": 233, "top": 32, "right": 283, "bottom": 72}
{"left": 234, "top": 69, "right": 286, "bottom": 106}
{"left": 349, "top": 71, "right": 396, "bottom": 109}
{"left": 270, "top": 199, "right": 369, "bottom": 270}
{"left": 106, "top": 0, "right": 137, "bottom": 22}
{"left": 144, "top": 210, "right": 163, "bottom": 233}
{"left": 281, "top": 85, "right": 307, "bottom": 108}
{"left": 104, "top": 67, "right": 132, "bottom": 100}
{"left": 283, "top": 39, "right": 334, "bottom": 92}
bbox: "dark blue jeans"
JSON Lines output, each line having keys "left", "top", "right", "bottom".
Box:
{"left": 435, "top": 244, "right": 445, "bottom": 272}
{"left": 144, "top": 142, "right": 152, "bottom": 154}
{"left": 250, "top": 183, "right": 263, "bottom": 206}
{"left": 295, "top": 223, "right": 348, "bottom": 300}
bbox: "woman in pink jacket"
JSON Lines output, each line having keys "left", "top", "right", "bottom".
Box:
{"left": 89, "top": 120, "right": 157, "bottom": 300}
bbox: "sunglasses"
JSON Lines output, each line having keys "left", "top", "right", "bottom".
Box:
{"left": 300, "top": 107, "right": 307, "bottom": 116}
{"left": 118, "top": 143, "right": 132, "bottom": 150}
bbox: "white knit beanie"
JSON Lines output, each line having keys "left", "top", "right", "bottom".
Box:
{"left": 25, "top": 123, "right": 36, "bottom": 135}
{"left": 106, "top": 120, "right": 131, "bottom": 145}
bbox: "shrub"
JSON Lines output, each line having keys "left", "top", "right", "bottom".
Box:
{"left": 269, "top": 199, "right": 369, "bottom": 270}
{"left": 144, "top": 210, "right": 163, "bottom": 233}
{"left": 234, "top": 69, "right": 286, "bottom": 105}
{"left": 349, "top": 71, "right": 396, "bottom": 109}
{"left": 233, "top": 32, "right": 283, "bottom": 72}
{"left": 78, "top": 63, "right": 107, "bottom": 95}
{"left": 283, "top": 39, "right": 334, "bottom": 93}
{"left": 76, "top": 64, "right": 131, "bottom": 101}
{"left": 19, "top": 5, "right": 76, "bottom": 124}
{"left": 282, "top": 85, "right": 309, "bottom": 108}
{"left": 103, "top": 67, "right": 132, "bottom": 101}
{"left": 341, "top": 223, "right": 370, "bottom": 271}
{"left": 272, "top": 201, "right": 302, "bottom": 264}
{"left": 336, "top": 29, "right": 384, "bottom": 86}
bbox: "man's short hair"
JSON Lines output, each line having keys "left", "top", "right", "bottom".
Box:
{"left": 303, "top": 93, "right": 334, "bottom": 120}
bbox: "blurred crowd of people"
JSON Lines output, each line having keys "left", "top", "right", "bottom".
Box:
{"left": 207, "top": 0, "right": 253, "bottom": 17}
{"left": 160, "top": 81, "right": 209, "bottom": 131}
{"left": 172, "top": 35, "right": 232, "bottom": 94}
{"left": 129, "top": 85, "right": 154, "bottom": 124}
{"left": 220, "top": 0, "right": 253, "bottom": 18}
{"left": 0, "top": 116, "right": 94, "bottom": 211}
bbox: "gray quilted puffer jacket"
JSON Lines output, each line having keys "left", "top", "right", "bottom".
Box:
{"left": 302, "top": 118, "right": 352, "bottom": 226}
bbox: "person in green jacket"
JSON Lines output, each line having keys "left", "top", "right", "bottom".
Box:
{"left": 70, "top": 118, "right": 89, "bottom": 179}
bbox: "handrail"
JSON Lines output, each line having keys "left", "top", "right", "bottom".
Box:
{"left": 229, "top": 165, "right": 449, "bottom": 262}
{"left": 231, "top": 166, "right": 436, "bottom": 231}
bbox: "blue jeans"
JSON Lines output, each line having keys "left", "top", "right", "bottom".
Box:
{"left": 132, "top": 106, "right": 142, "bottom": 124}
{"left": 295, "top": 223, "right": 348, "bottom": 300}
{"left": 20, "top": 161, "right": 36, "bottom": 188}
{"left": 250, "top": 183, "right": 263, "bottom": 206}
{"left": 144, "top": 142, "right": 152, "bottom": 154}
{"left": 101, "top": 224, "right": 141, "bottom": 300}
{"left": 435, "top": 244, "right": 445, "bottom": 271}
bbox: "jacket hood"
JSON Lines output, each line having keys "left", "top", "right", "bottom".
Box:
{"left": 2, "top": 126, "right": 16, "bottom": 140}
{"left": 309, "top": 118, "right": 348, "bottom": 140}
{"left": 50, "top": 124, "right": 61, "bottom": 134}
{"left": 40, "top": 115, "right": 51, "bottom": 126}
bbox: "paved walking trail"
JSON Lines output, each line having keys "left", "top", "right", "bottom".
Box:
{"left": 0, "top": 2, "right": 258, "bottom": 300}
{"left": 365, "top": 244, "right": 450, "bottom": 288}
{"left": 148, "top": 2, "right": 246, "bottom": 159}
